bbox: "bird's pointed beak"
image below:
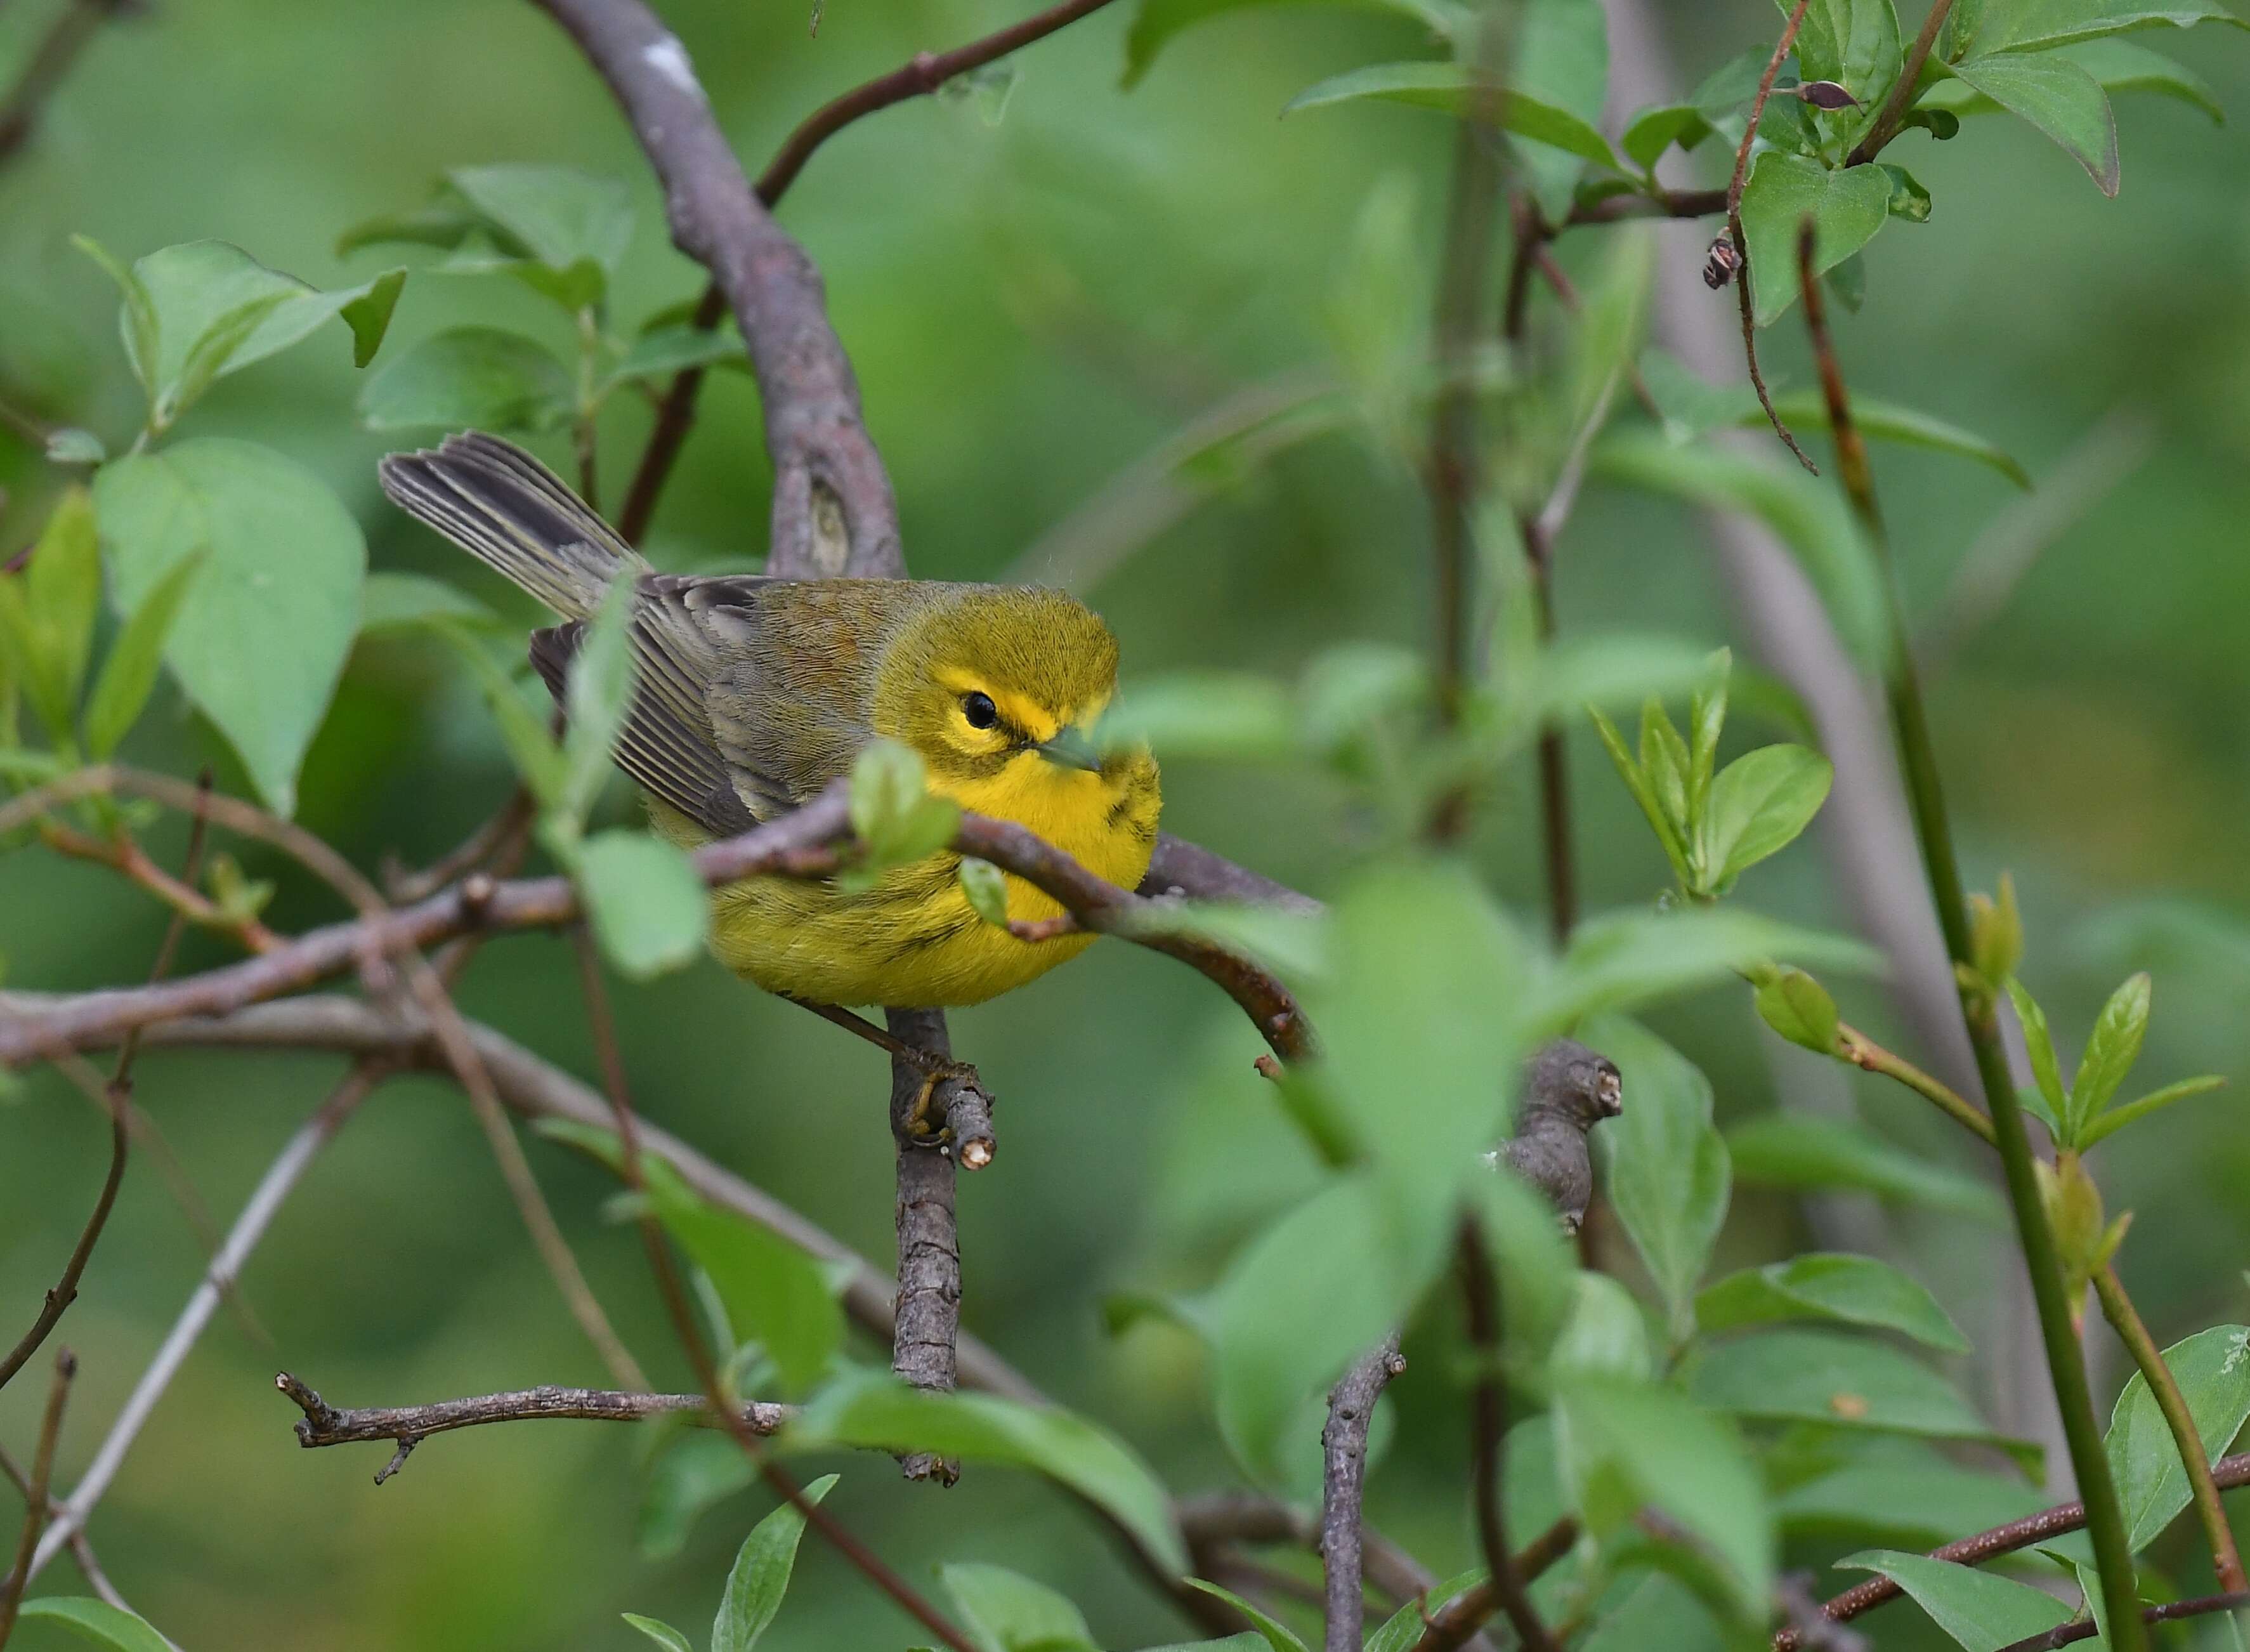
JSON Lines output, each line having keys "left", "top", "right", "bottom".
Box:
{"left": 1037, "top": 724, "right": 1102, "bottom": 773}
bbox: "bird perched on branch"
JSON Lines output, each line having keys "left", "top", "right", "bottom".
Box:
{"left": 379, "top": 433, "right": 1161, "bottom": 1011}
{"left": 1491, "top": 1039, "right": 1623, "bottom": 1235}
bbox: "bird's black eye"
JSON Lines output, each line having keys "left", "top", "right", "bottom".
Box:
{"left": 961, "top": 692, "right": 998, "bottom": 730}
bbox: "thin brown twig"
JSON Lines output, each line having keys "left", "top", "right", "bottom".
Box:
{"left": 0, "top": 0, "right": 129, "bottom": 168}
{"left": 1774, "top": 1451, "right": 2250, "bottom": 1648}
{"left": 1725, "top": 0, "right": 1817, "bottom": 472}
{"left": 617, "top": 0, "right": 1125, "bottom": 543}
{"left": 0, "top": 1347, "right": 75, "bottom": 1642}
{"left": 1319, "top": 1337, "right": 1405, "bottom": 1651}
{"left": 0, "top": 1065, "right": 122, "bottom": 1394}
{"left": 0, "top": 1445, "right": 125, "bottom": 1615}
{"left": 1455, "top": 1219, "right": 1559, "bottom": 1652}
{"left": 1848, "top": 0, "right": 1959, "bottom": 165}
{"left": 1407, "top": 1517, "right": 1580, "bottom": 1652}
{"left": 1994, "top": 1592, "right": 2250, "bottom": 1652}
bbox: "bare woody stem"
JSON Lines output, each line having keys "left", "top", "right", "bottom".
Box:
{"left": 0, "top": 1349, "right": 74, "bottom": 1642}
{"left": 1848, "top": 0, "right": 1958, "bottom": 165}
{"left": 1995, "top": 1591, "right": 2250, "bottom": 1652}
{"left": 1406, "top": 1518, "right": 1580, "bottom": 1652}
{"left": 1319, "top": 1337, "right": 1405, "bottom": 1651}
{"left": 2091, "top": 1265, "right": 2247, "bottom": 1593}
{"left": 1795, "top": 214, "right": 2149, "bottom": 1652}
{"left": 1836, "top": 1023, "right": 1994, "bottom": 1144}
{"left": 1456, "top": 1218, "right": 1559, "bottom": 1652}
{"left": 0, "top": 0, "right": 130, "bottom": 168}
{"left": 278, "top": 1375, "right": 790, "bottom": 1456}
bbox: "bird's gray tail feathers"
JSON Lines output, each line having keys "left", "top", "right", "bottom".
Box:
{"left": 377, "top": 431, "right": 643, "bottom": 620}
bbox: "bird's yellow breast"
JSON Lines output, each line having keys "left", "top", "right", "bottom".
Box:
{"left": 688, "top": 751, "right": 1160, "bottom": 1008}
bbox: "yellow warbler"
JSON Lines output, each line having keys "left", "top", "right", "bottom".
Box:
{"left": 381, "top": 433, "right": 1160, "bottom": 1007}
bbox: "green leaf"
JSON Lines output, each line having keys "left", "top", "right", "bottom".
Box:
{"left": 93, "top": 439, "right": 363, "bottom": 816}
{"left": 82, "top": 549, "right": 204, "bottom": 759}
{"left": 448, "top": 162, "right": 633, "bottom": 293}
{"left": 72, "top": 235, "right": 160, "bottom": 409}
{"left": 1365, "top": 1572, "right": 1484, "bottom": 1652}
{"left": 638, "top": 1429, "right": 755, "bottom": 1559}
{"left": 44, "top": 428, "right": 106, "bottom": 466}
{"left": 1281, "top": 63, "right": 1624, "bottom": 168}
{"left": 1785, "top": 0, "right": 1905, "bottom": 115}
{"left": 578, "top": 829, "right": 711, "bottom": 982}
{"left": 1620, "top": 102, "right": 1710, "bottom": 170}
{"left": 1592, "top": 431, "right": 1889, "bottom": 664}
{"left": 15, "top": 1597, "right": 174, "bottom": 1652}
{"left": 1880, "top": 162, "right": 1933, "bottom": 222}
{"left": 1953, "top": 0, "right": 2247, "bottom": 55}
{"left": 26, "top": 487, "right": 100, "bottom": 719}
{"left": 1531, "top": 634, "right": 1715, "bottom": 729}
{"left": 712, "top": 1474, "right": 837, "bottom": 1652}
{"left": 1743, "top": 393, "right": 2031, "bottom": 488}
{"left": 1096, "top": 672, "right": 1297, "bottom": 761}
{"left": 1588, "top": 702, "right": 1691, "bottom": 884}
{"left": 1948, "top": 53, "right": 2119, "bottom": 195}
{"left": 357, "top": 326, "right": 575, "bottom": 433}
{"left": 621, "top": 1615, "right": 696, "bottom": 1652}
{"left": 1534, "top": 907, "right": 1880, "bottom": 1032}
{"left": 1725, "top": 1113, "right": 2008, "bottom": 1221}
{"left": 2079, "top": 1073, "right": 2227, "bottom": 1146}
{"left": 1738, "top": 151, "right": 1894, "bottom": 325}
{"left": 1553, "top": 1373, "right": 1774, "bottom": 1625}
{"left": 1928, "top": 37, "right": 2225, "bottom": 119}
{"left": 559, "top": 577, "right": 636, "bottom": 829}
{"left": 789, "top": 1370, "right": 1187, "bottom": 1575}
{"left": 1778, "top": 1445, "right": 2047, "bottom": 1546}
{"left": 1755, "top": 967, "right": 1841, "bottom": 1054}
{"left": 2003, "top": 980, "right": 2072, "bottom": 1124}
{"left": 1130, "top": 1640, "right": 1268, "bottom": 1651}
{"left": 2106, "top": 1323, "right": 2250, "bottom": 1550}
{"left": 1588, "top": 1018, "right": 1728, "bottom": 1339}
{"left": 1685, "top": 1329, "right": 2005, "bottom": 1445}
{"left": 1551, "top": 1269, "right": 1654, "bottom": 1380}
{"left": 1181, "top": 1581, "right": 1309, "bottom": 1652}
{"left": 1314, "top": 857, "right": 1531, "bottom": 1264}
{"left": 1119, "top": 0, "right": 1462, "bottom": 88}
{"left": 2068, "top": 971, "right": 2150, "bottom": 1133}
{"left": 1834, "top": 1550, "right": 2072, "bottom": 1650}
{"left": 943, "top": 1564, "right": 1099, "bottom": 1652}
{"left": 608, "top": 322, "right": 749, "bottom": 385}
{"left": 1696, "top": 1254, "right": 1968, "bottom": 1352}
{"left": 1687, "top": 646, "right": 1729, "bottom": 814}
{"left": 1512, "top": 0, "right": 1612, "bottom": 222}
{"left": 1699, "top": 744, "right": 1832, "bottom": 889}
{"left": 357, "top": 571, "right": 501, "bottom": 634}
{"left": 110, "top": 242, "right": 405, "bottom": 429}
{"left": 447, "top": 635, "right": 566, "bottom": 806}
{"left": 958, "top": 856, "right": 1012, "bottom": 929}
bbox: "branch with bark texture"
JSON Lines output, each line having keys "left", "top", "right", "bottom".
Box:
{"left": 1319, "top": 1337, "right": 1404, "bottom": 1652}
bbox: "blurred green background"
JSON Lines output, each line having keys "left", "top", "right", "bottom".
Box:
{"left": 4, "top": 0, "right": 2249, "bottom": 1646}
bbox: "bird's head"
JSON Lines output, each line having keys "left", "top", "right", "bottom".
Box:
{"left": 873, "top": 586, "right": 1159, "bottom": 817}
{"left": 1521, "top": 1038, "right": 1624, "bottom": 1130}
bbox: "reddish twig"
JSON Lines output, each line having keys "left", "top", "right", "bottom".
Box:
{"left": 0, "top": 1347, "right": 75, "bottom": 1640}
{"left": 617, "top": 0, "right": 1124, "bottom": 543}
{"left": 1848, "top": 0, "right": 1959, "bottom": 165}
{"left": 1996, "top": 1592, "right": 2250, "bottom": 1652}
{"left": 1723, "top": 0, "right": 1816, "bottom": 471}
{"left": 1456, "top": 1219, "right": 1560, "bottom": 1652}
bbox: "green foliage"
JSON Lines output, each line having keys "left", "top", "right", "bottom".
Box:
{"left": 622, "top": 1616, "right": 697, "bottom": 1652}
{"left": 1181, "top": 1581, "right": 1309, "bottom": 1652}
{"left": 1281, "top": 63, "right": 1623, "bottom": 169}
{"left": 1510, "top": 0, "right": 1611, "bottom": 222}
{"left": 2105, "top": 1323, "right": 2250, "bottom": 1550}
{"left": 1725, "top": 1112, "right": 2008, "bottom": 1221}
{"left": 13, "top": 1597, "right": 176, "bottom": 1651}
{"left": 94, "top": 438, "right": 365, "bottom": 815}
{"left": 958, "top": 856, "right": 1012, "bottom": 928}
{"left": 577, "top": 829, "right": 712, "bottom": 982}
{"left": 712, "top": 1476, "right": 837, "bottom": 1652}
{"left": 1753, "top": 967, "right": 1841, "bottom": 1054}
{"left": 358, "top": 327, "right": 576, "bottom": 433}
{"left": 1949, "top": 53, "right": 2122, "bottom": 193}
{"left": 1588, "top": 1018, "right": 1728, "bottom": 1341}
{"left": 1120, "top": 0, "right": 1463, "bottom": 89}
{"left": 945, "top": 1564, "right": 1100, "bottom": 1652}
{"left": 788, "top": 1370, "right": 1187, "bottom": 1575}
{"left": 2003, "top": 971, "right": 2221, "bottom": 1148}
{"left": 76, "top": 237, "right": 403, "bottom": 434}
{"left": 1552, "top": 1373, "right": 1774, "bottom": 1625}
{"left": 847, "top": 738, "right": 962, "bottom": 891}
{"left": 82, "top": 548, "right": 201, "bottom": 761}
{"left": 1684, "top": 1328, "right": 2013, "bottom": 1450}
{"left": 639, "top": 1430, "right": 757, "bottom": 1559}
{"left": 1739, "top": 153, "right": 1895, "bottom": 326}
{"left": 1696, "top": 1254, "right": 1969, "bottom": 1352}
{"left": 1835, "top": 1550, "right": 2074, "bottom": 1650}
{"left": 357, "top": 570, "right": 502, "bottom": 634}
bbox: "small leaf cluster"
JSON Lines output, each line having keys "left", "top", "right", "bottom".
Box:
{"left": 1589, "top": 650, "right": 1834, "bottom": 900}
{"left": 342, "top": 165, "right": 747, "bottom": 441}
